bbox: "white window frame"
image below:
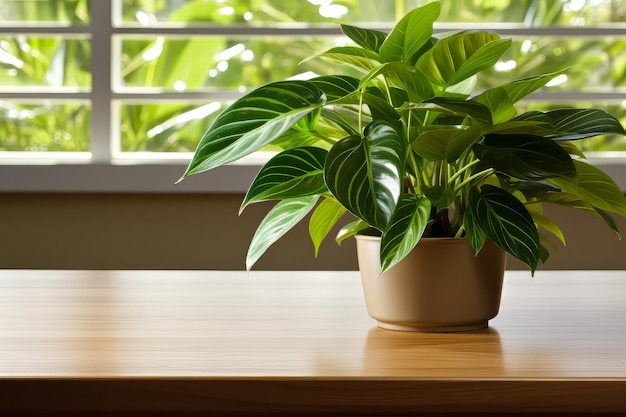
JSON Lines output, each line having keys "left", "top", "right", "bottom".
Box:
{"left": 0, "top": 0, "right": 625, "bottom": 193}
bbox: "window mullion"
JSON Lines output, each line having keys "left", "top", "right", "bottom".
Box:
{"left": 89, "top": 0, "right": 113, "bottom": 164}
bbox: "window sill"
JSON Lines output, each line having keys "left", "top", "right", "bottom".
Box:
{"left": 0, "top": 156, "right": 625, "bottom": 194}
{"left": 0, "top": 163, "right": 258, "bottom": 193}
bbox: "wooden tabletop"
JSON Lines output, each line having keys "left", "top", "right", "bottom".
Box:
{"left": 1, "top": 269, "right": 626, "bottom": 416}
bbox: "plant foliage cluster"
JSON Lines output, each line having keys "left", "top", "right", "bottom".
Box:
{"left": 182, "top": 2, "right": 626, "bottom": 274}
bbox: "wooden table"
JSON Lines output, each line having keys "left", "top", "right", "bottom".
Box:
{"left": 1, "top": 270, "right": 626, "bottom": 416}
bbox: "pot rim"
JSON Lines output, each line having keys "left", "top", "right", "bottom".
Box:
{"left": 355, "top": 235, "right": 470, "bottom": 244}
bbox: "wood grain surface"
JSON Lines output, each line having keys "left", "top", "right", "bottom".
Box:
{"left": 1, "top": 269, "right": 626, "bottom": 415}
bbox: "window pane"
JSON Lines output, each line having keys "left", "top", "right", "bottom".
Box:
{"left": 116, "top": 35, "right": 354, "bottom": 92}
{"left": 519, "top": 102, "right": 626, "bottom": 152}
{"left": 0, "top": 101, "right": 90, "bottom": 151}
{"left": 478, "top": 37, "right": 626, "bottom": 92}
{"left": 117, "top": 101, "right": 226, "bottom": 152}
{"left": 0, "top": 0, "right": 89, "bottom": 26}
{"left": 117, "top": 0, "right": 625, "bottom": 27}
{"left": 0, "top": 36, "right": 91, "bottom": 90}
{"left": 436, "top": 0, "right": 624, "bottom": 26}
{"left": 116, "top": 35, "right": 626, "bottom": 94}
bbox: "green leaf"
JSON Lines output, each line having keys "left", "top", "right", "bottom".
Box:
{"left": 246, "top": 195, "right": 320, "bottom": 270}
{"left": 320, "top": 108, "right": 359, "bottom": 136}
{"left": 325, "top": 121, "right": 407, "bottom": 229}
{"left": 341, "top": 24, "right": 387, "bottom": 53}
{"left": 362, "top": 91, "right": 402, "bottom": 123}
{"left": 332, "top": 88, "right": 401, "bottom": 123}
{"left": 336, "top": 219, "right": 371, "bottom": 245}
{"left": 379, "top": 2, "right": 441, "bottom": 63}
{"left": 468, "top": 185, "right": 540, "bottom": 273}
{"left": 463, "top": 208, "right": 486, "bottom": 253}
{"left": 544, "top": 108, "right": 626, "bottom": 140}
{"left": 594, "top": 207, "right": 622, "bottom": 239}
{"left": 474, "top": 134, "right": 575, "bottom": 180}
{"left": 424, "top": 97, "right": 492, "bottom": 124}
{"left": 444, "top": 125, "right": 484, "bottom": 162}
{"left": 309, "top": 197, "right": 347, "bottom": 257}
{"left": 313, "top": 46, "right": 381, "bottom": 72}
{"left": 309, "top": 75, "right": 360, "bottom": 102}
{"left": 414, "top": 125, "right": 482, "bottom": 162}
{"left": 558, "top": 141, "right": 587, "bottom": 159}
{"left": 357, "top": 62, "right": 419, "bottom": 90}
{"left": 380, "top": 195, "right": 432, "bottom": 273}
{"left": 538, "top": 192, "right": 620, "bottom": 237}
{"left": 473, "top": 71, "right": 563, "bottom": 124}
{"left": 530, "top": 211, "right": 566, "bottom": 246}
{"left": 548, "top": 160, "right": 626, "bottom": 217}
{"left": 415, "top": 32, "right": 511, "bottom": 88}
{"left": 386, "top": 69, "right": 434, "bottom": 102}
{"left": 538, "top": 240, "right": 552, "bottom": 264}
{"left": 485, "top": 120, "right": 555, "bottom": 136}
{"left": 423, "top": 185, "right": 456, "bottom": 208}
{"left": 241, "top": 147, "right": 328, "bottom": 211}
{"left": 444, "top": 74, "right": 477, "bottom": 98}
{"left": 181, "top": 81, "right": 325, "bottom": 178}
{"left": 473, "top": 85, "right": 516, "bottom": 125}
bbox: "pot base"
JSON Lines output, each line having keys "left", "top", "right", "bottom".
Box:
{"left": 377, "top": 320, "right": 488, "bottom": 333}
{"left": 357, "top": 236, "right": 506, "bottom": 333}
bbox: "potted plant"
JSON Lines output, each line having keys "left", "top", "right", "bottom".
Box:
{"left": 178, "top": 2, "right": 626, "bottom": 331}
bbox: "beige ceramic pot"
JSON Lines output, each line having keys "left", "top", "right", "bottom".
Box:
{"left": 356, "top": 236, "right": 506, "bottom": 332}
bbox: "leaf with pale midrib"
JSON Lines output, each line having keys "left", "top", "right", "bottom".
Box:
{"left": 241, "top": 147, "right": 329, "bottom": 211}
{"left": 246, "top": 195, "right": 320, "bottom": 270}
{"left": 341, "top": 24, "right": 387, "bottom": 53}
{"left": 468, "top": 185, "right": 540, "bottom": 273}
{"left": 325, "top": 121, "right": 406, "bottom": 230}
{"left": 474, "top": 134, "right": 575, "bottom": 180}
{"left": 182, "top": 81, "right": 325, "bottom": 178}
{"left": 380, "top": 195, "right": 431, "bottom": 273}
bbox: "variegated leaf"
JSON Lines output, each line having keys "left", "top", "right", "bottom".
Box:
{"left": 468, "top": 185, "right": 540, "bottom": 273}
{"left": 241, "top": 147, "right": 329, "bottom": 211}
{"left": 463, "top": 207, "right": 486, "bottom": 254}
{"left": 246, "top": 195, "right": 320, "bottom": 270}
{"left": 325, "top": 121, "right": 407, "bottom": 230}
{"left": 313, "top": 46, "right": 381, "bottom": 72}
{"left": 474, "top": 134, "right": 575, "bottom": 180}
{"left": 181, "top": 81, "right": 325, "bottom": 178}
{"left": 545, "top": 108, "right": 626, "bottom": 140}
{"left": 380, "top": 195, "right": 431, "bottom": 273}
{"left": 309, "top": 75, "right": 360, "bottom": 102}
{"left": 424, "top": 97, "right": 492, "bottom": 124}
{"left": 341, "top": 24, "right": 387, "bottom": 53}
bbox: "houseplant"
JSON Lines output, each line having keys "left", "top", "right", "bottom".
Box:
{"left": 178, "top": 2, "right": 626, "bottom": 330}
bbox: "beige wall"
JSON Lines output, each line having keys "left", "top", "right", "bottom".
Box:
{"left": 1, "top": 193, "right": 625, "bottom": 270}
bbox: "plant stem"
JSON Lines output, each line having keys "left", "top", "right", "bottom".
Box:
{"left": 454, "top": 168, "right": 495, "bottom": 193}
{"left": 448, "top": 158, "right": 480, "bottom": 184}
{"left": 358, "top": 89, "right": 364, "bottom": 135}
{"left": 406, "top": 111, "right": 421, "bottom": 192}
{"left": 439, "top": 160, "right": 448, "bottom": 188}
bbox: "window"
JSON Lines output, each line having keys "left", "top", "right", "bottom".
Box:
{"left": 1, "top": 0, "right": 625, "bottom": 192}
